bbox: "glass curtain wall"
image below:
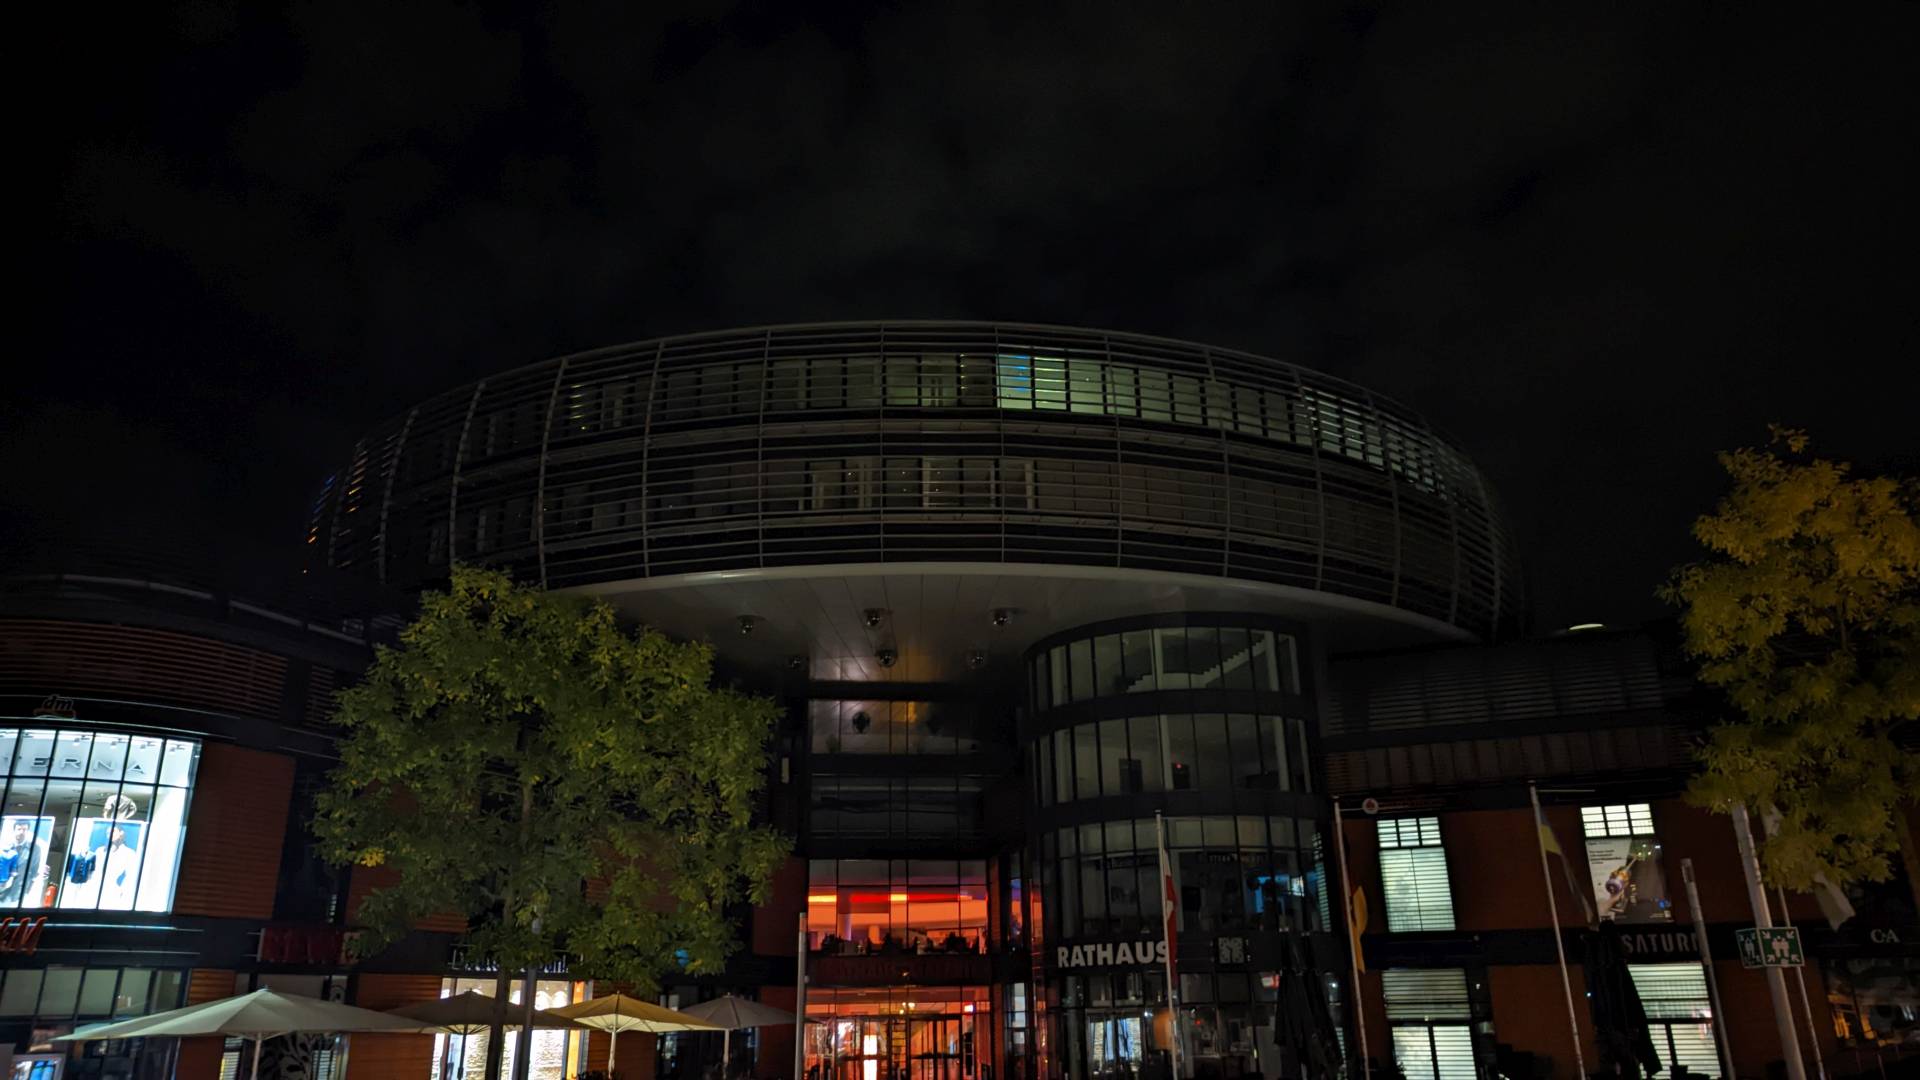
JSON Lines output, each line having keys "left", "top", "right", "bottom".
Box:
{"left": 1038, "top": 816, "right": 1323, "bottom": 941}
{"left": 808, "top": 860, "right": 991, "bottom": 955}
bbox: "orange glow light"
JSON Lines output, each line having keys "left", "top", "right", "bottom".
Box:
{"left": 807, "top": 895, "right": 837, "bottom": 904}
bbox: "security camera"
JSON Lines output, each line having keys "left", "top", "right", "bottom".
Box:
{"left": 991, "top": 609, "right": 1014, "bottom": 628}
{"left": 863, "top": 608, "right": 887, "bottom": 628}
{"left": 876, "top": 649, "right": 897, "bottom": 668}
{"left": 738, "top": 615, "right": 759, "bottom": 636}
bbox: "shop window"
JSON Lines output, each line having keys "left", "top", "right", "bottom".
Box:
{"left": 1382, "top": 969, "right": 1475, "bottom": 1080}
{"left": 1377, "top": 818, "right": 1454, "bottom": 932}
{"left": 431, "top": 977, "right": 580, "bottom": 1080}
{"left": 0, "top": 965, "right": 186, "bottom": 1021}
{"left": 1, "top": 728, "right": 200, "bottom": 913}
{"left": 1628, "top": 963, "right": 1720, "bottom": 1077}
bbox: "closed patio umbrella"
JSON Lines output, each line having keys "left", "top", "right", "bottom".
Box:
{"left": 679, "top": 995, "right": 798, "bottom": 1080}
{"left": 57, "top": 988, "right": 425, "bottom": 1080}
{"left": 547, "top": 993, "right": 721, "bottom": 1075}
{"left": 389, "top": 990, "right": 586, "bottom": 1080}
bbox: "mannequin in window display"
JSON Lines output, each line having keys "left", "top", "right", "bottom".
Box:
{"left": 97, "top": 823, "right": 143, "bottom": 908}
{"left": 60, "top": 820, "right": 144, "bottom": 909}
{"left": 0, "top": 817, "right": 52, "bottom": 906}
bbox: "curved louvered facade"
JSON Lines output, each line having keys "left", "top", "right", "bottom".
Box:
{"left": 309, "top": 322, "right": 1523, "bottom": 641}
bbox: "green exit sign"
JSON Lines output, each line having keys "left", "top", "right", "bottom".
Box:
{"left": 1735, "top": 927, "right": 1804, "bottom": 968}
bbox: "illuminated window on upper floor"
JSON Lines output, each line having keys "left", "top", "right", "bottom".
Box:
{"left": 806, "top": 858, "right": 990, "bottom": 955}
{"left": 1582, "top": 803, "right": 1656, "bottom": 838}
{"left": 0, "top": 728, "right": 201, "bottom": 914}
{"left": 1377, "top": 818, "right": 1454, "bottom": 933}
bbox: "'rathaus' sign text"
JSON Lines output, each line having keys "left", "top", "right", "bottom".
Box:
{"left": 1056, "top": 939, "right": 1170, "bottom": 969}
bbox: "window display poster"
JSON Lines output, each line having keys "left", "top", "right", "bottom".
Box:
{"left": 0, "top": 816, "right": 55, "bottom": 907}
{"left": 1587, "top": 836, "right": 1673, "bottom": 923}
{"left": 60, "top": 818, "right": 146, "bottom": 910}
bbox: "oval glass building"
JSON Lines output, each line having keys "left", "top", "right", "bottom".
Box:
{"left": 307, "top": 322, "right": 1527, "bottom": 1080}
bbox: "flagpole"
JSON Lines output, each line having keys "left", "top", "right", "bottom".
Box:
{"left": 1776, "top": 885, "right": 1827, "bottom": 1080}
{"left": 1155, "top": 812, "right": 1183, "bottom": 1080}
{"left": 1529, "top": 782, "right": 1587, "bottom": 1080}
{"left": 1680, "top": 859, "right": 1736, "bottom": 1080}
{"left": 794, "top": 912, "right": 809, "bottom": 1080}
{"left": 1330, "top": 800, "right": 1371, "bottom": 1080}
{"left": 1731, "top": 802, "right": 1809, "bottom": 1080}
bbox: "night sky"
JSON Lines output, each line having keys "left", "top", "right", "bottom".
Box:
{"left": 13, "top": 4, "right": 1918, "bottom": 632}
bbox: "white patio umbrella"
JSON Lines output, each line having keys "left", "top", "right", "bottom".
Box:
{"left": 678, "top": 996, "right": 797, "bottom": 1080}
{"left": 57, "top": 988, "right": 425, "bottom": 1080}
{"left": 546, "top": 993, "right": 720, "bottom": 1075}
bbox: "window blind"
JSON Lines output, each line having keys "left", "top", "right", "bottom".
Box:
{"left": 1378, "top": 836, "right": 1454, "bottom": 933}
{"left": 1629, "top": 963, "right": 1720, "bottom": 1078}
{"left": 1390, "top": 1025, "right": 1475, "bottom": 1080}
{"left": 1381, "top": 969, "right": 1472, "bottom": 1021}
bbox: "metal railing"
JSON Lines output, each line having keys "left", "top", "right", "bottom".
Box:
{"left": 308, "top": 323, "right": 1525, "bottom": 639}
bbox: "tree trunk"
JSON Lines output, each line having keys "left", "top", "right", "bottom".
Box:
{"left": 485, "top": 963, "right": 511, "bottom": 1080}
{"left": 511, "top": 964, "right": 538, "bottom": 1080}
{"left": 488, "top": 770, "right": 538, "bottom": 1080}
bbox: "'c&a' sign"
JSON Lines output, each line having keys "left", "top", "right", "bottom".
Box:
{"left": 1055, "top": 939, "right": 1170, "bottom": 969}
{"left": 0, "top": 916, "right": 48, "bottom": 955}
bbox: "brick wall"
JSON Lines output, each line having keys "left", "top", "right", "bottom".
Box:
{"left": 345, "top": 974, "right": 442, "bottom": 1080}
{"left": 173, "top": 745, "right": 296, "bottom": 919}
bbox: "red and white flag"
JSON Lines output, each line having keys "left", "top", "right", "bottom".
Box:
{"left": 1156, "top": 812, "right": 1184, "bottom": 1079}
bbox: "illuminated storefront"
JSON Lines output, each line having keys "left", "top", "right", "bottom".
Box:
{"left": 0, "top": 727, "right": 201, "bottom": 914}
{"left": 805, "top": 987, "right": 992, "bottom": 1080}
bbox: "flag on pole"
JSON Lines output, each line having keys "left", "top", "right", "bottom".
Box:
{"left": 1348, "top": 885, "right": 1369, "bottom": 974}
{"left": 1158, "top": 816, "right": 1179, "bottom": 970}
{"left": 1761, "top": 805, "right": 1855, "bottom": 928}
{"left": 1156, "top": 812, "right": 1184, "bottom": 1080}
{"left": 1536, "top": 804, "right": 1597, "bottom": 927}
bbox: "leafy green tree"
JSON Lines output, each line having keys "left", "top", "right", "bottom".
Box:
{"left": 314, "top": 566, "right": 787, "bottom": 1069}
{"left": 1661, "top": 427, "right": 1920, "bottom": 891}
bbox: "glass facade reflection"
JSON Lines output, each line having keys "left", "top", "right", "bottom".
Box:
{"left": 808, "top": 859, "right": 991, "bottom": 954}
{"left": 1038, "top": 816, "right": 1323, "bottom": 940}
{"left": 1034, "top": 714, "right": 1310, "bottom": 804}
{"left": 1024, "top": 615, "right": 1328, "bottom": 1080}
{"left": 1031, "top": 625, "right": 1297, "bottom": 709}
{"left": 0, "top": 727, "right": 200, "bottom": 913}
{"left": 810, "top": 701, "right": 1000, "bottom": 756}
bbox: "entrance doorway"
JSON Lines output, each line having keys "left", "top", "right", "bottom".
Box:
{"left": 806, "top": 988, "right": 989, "bottom": 1080}
{"left": 1085, "top": 1013, "right": 1147, "bottom": 1080}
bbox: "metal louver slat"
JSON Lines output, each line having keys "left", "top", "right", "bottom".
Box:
{"left": 1378, "top": 818, "right": 1455, "bottom": 932}
{"left": 1629, "top": 962, "right": 1720, "bottom": 1078}
{"left": 1381, "top": 969, "right": 1472, "bottom": 1021}
{"left": 1628, "top": 962, "right": 1711, "bottom": 1019}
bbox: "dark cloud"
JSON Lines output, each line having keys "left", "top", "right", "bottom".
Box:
{"left": 18, "top": 2, "right": 1919, "bottom": 629}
